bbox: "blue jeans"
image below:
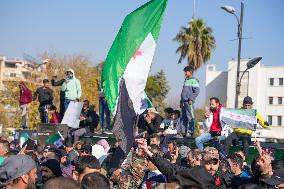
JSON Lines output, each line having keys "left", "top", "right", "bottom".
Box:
{"left": 62, "top": 99, "right": 71, "bottom": 118}
{"left": 195, "top": 132, "right": 227, "bottom": 158}
{"left": 180, "top": 102, "right": 195, "bottom": 134}
{"left": 195, "top": 132, "right": 227, "bottom": 150}
{"left": 99, "top": 97, "right": 110, "bottom": 130}
{"left": 195, "top": 132, "right": 213, "bottom": 150}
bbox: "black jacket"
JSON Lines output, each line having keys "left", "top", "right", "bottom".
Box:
{"left": 51, "top": 79, "right": 65, "bottom": 101}
{"left": 137, "top": 111, "right": 163, "bottom": 137}
{"left": 33, "top": 87, "right": 53, "bottom": 105}
{"left": 80, "top": 109, "right": 99, "bottom": 129}
{"left": 150, "top": 154, "right": 216, "bottom": 188}
{"left": 51, "top": 78, "right": 65, "bottom": 86}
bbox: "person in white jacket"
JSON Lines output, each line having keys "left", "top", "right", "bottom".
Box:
{"left": 158, "top": 108, "right": 178, "bottom": 148}
{"left": 158, "top": 108, "right": 177, "bottom": 135}
{"left": 195, "top": 97, "right": 230, "bottom": 158}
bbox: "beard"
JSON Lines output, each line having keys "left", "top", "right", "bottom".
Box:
{"left": 210, "top": 107, "right": 216, "bottom": 111}
{"left": 26, "top": 177, "right": 36, "bottom": 189}
{"left": 42, "top": 175, "right": 56, "bottom": 184}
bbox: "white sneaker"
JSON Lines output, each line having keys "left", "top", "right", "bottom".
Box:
{"left": 185, "top": 133, "right": 192, "bottom": 138}
{"left": 175, "top": 134, "right": 183, "bottom": 139}
{"left": 103, "top": 130, "right": 113, "bottom": 135}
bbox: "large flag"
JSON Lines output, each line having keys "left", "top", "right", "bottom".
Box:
{"left": 101, "top": 0, "right": 167, "bottom": 154}
{"left": 221, "top": 108, "right": 257, "bottom": 131}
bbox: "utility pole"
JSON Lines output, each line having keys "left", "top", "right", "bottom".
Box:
{"left": 235, "top": 1, "right": 244, "bottom": 108}
{"left": 192, "top": 0, "right": 196, "bottom": 19}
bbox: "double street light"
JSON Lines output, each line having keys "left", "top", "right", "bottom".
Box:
{"left": 221, "top": 2, "right": 262, "bottom": 108}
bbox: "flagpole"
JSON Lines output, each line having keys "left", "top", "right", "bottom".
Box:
{"left": 57, "top": 131, "right": 64, "bottom": 140}
{"left": 193, "top": 0, "right": 196, "bottom": 19}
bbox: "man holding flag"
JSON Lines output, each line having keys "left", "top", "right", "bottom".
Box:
{"left": 101, "top": 0, "right": 168, "bottom": 156}
{"left": 223, "top": 96, "right": 270, "bottom": 157}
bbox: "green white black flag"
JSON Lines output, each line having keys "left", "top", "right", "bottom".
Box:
{"left": 101, "top": 0, "right": 167, "bottom": 153}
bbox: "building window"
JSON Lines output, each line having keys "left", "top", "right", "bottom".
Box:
{"left": 269, "top": 97, "right": 273, "bottom": 105}
{"left": 279, "top": 78, "right": 284, "bottom": 86}
{"left": 268, "top": 115, "right": 272, "bottom": 125}
{"left": 5, "top": 63, "right": 16, "bottom": 68}
{"left": 278, "top": 116, "right": 282, "bottom": 126}
{"left": 278, "top": 97, "right": 283, "bottom": 105}
{"left": 10, "top": 73, "right": 16, "bottom": 77}
{"left": 269, "top": 78, "right": 274, "bottom": 86}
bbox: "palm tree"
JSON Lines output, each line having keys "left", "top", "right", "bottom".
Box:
{"left": 174, "top": 18, "right": 216, "bottom": 70}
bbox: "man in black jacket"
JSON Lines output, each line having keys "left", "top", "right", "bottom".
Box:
{"left": 33, "top": 79, "right": 53, "bottom": 123}
{"left": 137, "top": 108, "right": 163, "bottom": 140}
{"left": 71, "top": 100, "right": 99, "bottom": 143}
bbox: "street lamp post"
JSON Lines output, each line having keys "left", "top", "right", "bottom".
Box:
{"left": 222, "top": 3, "right": 262, "bottom": 108}
{"left": 221, "top": 1, "right": 244, "bottom": 108}
{"left": 239, "top": 57, "right": 262, "bottom": 83}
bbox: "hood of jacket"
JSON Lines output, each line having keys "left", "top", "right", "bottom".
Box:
{"left": 176, "top": 166, "right": 216, "bottom": 189}
{"left": 19, "top": 81, "right": 29, "bottom": 91}
{"left": 65, "top": 69, "right": 76, "bottom": 78}
{"left": 19, "top": 81, "right": 32, "bottom": 105}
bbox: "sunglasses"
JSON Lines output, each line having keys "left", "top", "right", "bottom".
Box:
{"left": 79, "top": 149, "right": 90, "bottom": 154}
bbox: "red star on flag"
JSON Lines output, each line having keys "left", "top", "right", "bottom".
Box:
{"left": 132, "top": 49, "right": 142, "bottom": 60}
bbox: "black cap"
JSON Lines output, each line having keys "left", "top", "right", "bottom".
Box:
{"left": 243, "top": 96, "right": 253, "bottom": 104}
{"left": 183, "top": 65, "right": 194, "bottom": 72}
{"left": 43, "top": 79, "right": 49, "bottom": 83}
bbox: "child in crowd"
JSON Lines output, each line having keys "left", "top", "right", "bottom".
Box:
{"left": 158, "top": 108, "right": 177, "bottom": 148}
{"left": 49, "top": 105, "right": 60, "bottom": 124}
{"left": 159, "top": 108, "right": 174, "bottom": 131}
{"left": 159, "top": 108, "right": 177, "bottom": 135}
{"left": 173, "top": 110, "right": 181, "bottom": 135}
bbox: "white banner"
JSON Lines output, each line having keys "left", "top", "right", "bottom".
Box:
{"left": 61, "top": 101, "right": 83, "bottom": 128}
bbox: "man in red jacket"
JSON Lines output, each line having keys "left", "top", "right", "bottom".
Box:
{"left": 19, "top": 81, "right": 32, "bottom": 129}
{"left": 195, "top": 97, "right": 227, "bottom": 158}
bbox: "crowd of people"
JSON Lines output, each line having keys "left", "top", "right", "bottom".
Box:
{"left": 18, "top": 69, "right": 110, "bottom": 139}
{"left": 19, "top": 68, "right": 111, "bottom": 130}
{"left": 0, "top": 65, "right": 282, "bottom": 189}
{"left": 0, "top": 111, "right": 282, "bottom": 189}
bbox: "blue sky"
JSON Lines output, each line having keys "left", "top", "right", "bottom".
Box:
{"left": 1, "top": 0, "right": 283, "bottom": 107}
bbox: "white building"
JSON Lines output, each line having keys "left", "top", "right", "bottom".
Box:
{"left": 0, "top": 56, "right": 46, "bottom": 89}
{"left": 206, "top": 59, "right": 284, "bottom": 128}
